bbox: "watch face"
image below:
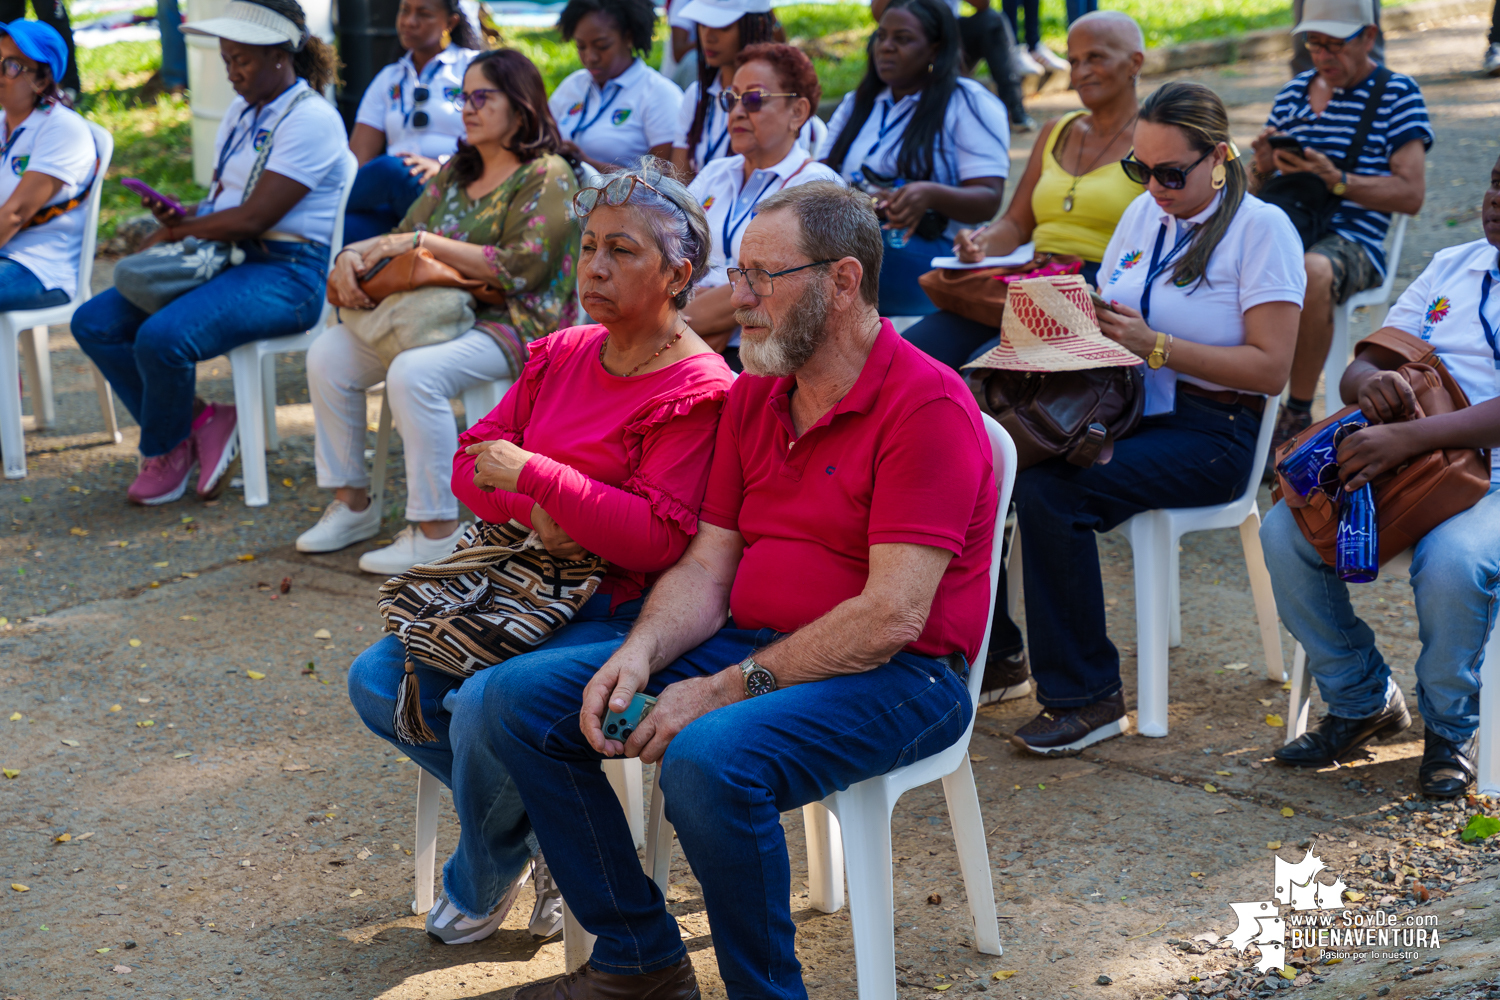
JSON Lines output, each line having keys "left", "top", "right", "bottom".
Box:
{"left": 746, "top": 668, "right": 776, "bottom": 696}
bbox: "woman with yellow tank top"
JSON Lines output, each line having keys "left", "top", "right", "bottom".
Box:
{"left": 904, "top": 10, "right": 1145, "bottom": 372}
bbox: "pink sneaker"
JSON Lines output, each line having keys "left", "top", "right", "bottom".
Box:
{"left": 128, "top": 438, "right": 197, "bottom": 506}
{"left": 191, "top": 402, "right": 239, "bottom": 499}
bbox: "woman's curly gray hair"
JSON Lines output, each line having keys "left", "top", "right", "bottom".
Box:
{"left": 600, "top": 158, "right": 711, "bottom": 310}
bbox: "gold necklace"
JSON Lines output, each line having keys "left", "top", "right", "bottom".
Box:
{"left": 602, "top": 327, "right": 685, "bottom": 377}
{"left": 1062, "top": 112, "right": 1137, "bottom": 212}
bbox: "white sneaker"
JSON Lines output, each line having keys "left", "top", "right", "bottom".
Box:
{"left": 425, "top": 871, "right": 529, "bottom": 946}
{"left": 528, "top": 855, "right": 564, "bottom": 940}
{"left": 295, "top": 499, "right": 382, "bottom": 553}
{"left": 1031, "top": 41, "right": 1070, "bottom": 73}
{"left": 1014, "top": 43, "right": 1043, "bottom": 77}
{"left": 357, "top": 522, "right": 467, "bottom": 576}
{"left": 1486, "top": 42, "right": 1500, "bottom": 76}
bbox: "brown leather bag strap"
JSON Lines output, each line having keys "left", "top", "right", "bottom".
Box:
{"left": 1357, "top": 326, "right": 1439, "bottom": 367}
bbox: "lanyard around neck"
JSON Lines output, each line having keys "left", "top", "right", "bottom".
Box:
{"left": 400, "top": 53, "right": 445, "bottom": 125}
{"left": 210, "top": 83, "right": 297, "bottom": 206}
{"left": 863, "top": 97, "right": 915, "bottom": 165}
{"left": 571, "top": 81, "right": 623, "bottom": 140}
{"left": 1139, "top": 221, "right": 1198, "bottom": 326}
{"left": 0, "top": 125, "right": 26, "bottom": 163}
{"left": 721, "top": 170, "right": 784, "bottom": 260}
{"left": 699, "top": 98, "right": 730, "bottom": 165}
{"left": 1480, "top": 271, "right": 1500, "bottom": 369}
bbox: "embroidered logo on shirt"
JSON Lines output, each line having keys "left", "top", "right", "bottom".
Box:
{"left": 1421, "top": 296, "right": 1452, "bottom": 340}
{"left": 252, "top": 128, "right": 272, "bottom": 152}
{"left": 568, "top": 101, "right": 584, "bottom": 116}
{"left": 443, "top": 86, "right": 462, "bottom": 104}
{"left": 611, "top": 109, "right": 632, "bottom": 126}
{"left": 10, "top": 154, "right": 27, "bottom": 176}
{"left": 701, "top": 195, "right": 715, "bottom": 210}
{"left": 1108, "top": 249, "right": 1144, "bottom": 285}
{"left": 389, "top": 82, "right": 402, "bottom": 101}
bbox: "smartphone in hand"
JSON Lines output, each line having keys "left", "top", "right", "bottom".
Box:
{"left": 121, "top": 177, "right": 186, "bottom": 217}
{"left": 602, "top": 692, "right": 657, "bottom": 749}
{"left": 1266, "top": 133, "right": 1305, "bottom": 155}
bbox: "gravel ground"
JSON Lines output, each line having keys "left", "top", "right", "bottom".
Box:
{"left": 4, "top": 18, "right": 1500, "bottom": 1000}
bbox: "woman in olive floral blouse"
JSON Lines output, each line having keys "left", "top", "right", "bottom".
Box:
{"left": 302, "top": 48, "right": 583, "bottom": 575}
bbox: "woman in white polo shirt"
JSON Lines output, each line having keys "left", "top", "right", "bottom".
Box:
{"left": 344, "top": 0, "right": 481, "bottom": 244}
{"left": 818, "top": 0, "right": 1010, "bottom": 317}
{"left": 681, "top": 42, "right": 842, "bottom": 364}
{"left": 549, "top": 0, "right": 683, "bottom": 171}
{"left": 72, "top": 0, "right": 349, "bottom": 508}
{"left": 1003, "top": 80, "right": 1306, "bottom": 756}
{"left": 1261, "top": 153, "right": 1500, "bottom": 799}
{"left": 0, "top": 21, "right": 95, "bottom": 313}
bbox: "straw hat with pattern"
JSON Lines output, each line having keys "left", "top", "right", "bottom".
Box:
{"left": 963, "top": 274, "right": 1144, "bottom": 373}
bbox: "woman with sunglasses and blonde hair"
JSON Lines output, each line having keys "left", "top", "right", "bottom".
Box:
{"left": 1006, "top": 80, "right": 1307, "bottom": 756}
{"left": 300, "top": 49, "right": 581, "bottom": 575}
{"left": 681, "top": 42, "right": 842, "bottom": 360}
{"left": 346, "top": 158, "right": 732, "bottom": 946}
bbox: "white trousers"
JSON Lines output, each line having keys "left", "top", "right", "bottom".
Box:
{"left": 307, "top": 324, "right": 512, "bottom": 522}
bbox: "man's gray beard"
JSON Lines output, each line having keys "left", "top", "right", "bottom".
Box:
{"left": 735, "top": 281, "right": 831, "bottom": 378}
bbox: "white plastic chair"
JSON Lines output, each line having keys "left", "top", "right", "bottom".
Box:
{"left": 635, "top": 416, "right": 1015, "bottom": 998}
{"left": 0, "top": 122, "right": 117, "bottom": 479}
{"left": 1284, "top": 548, "right": 1500, "bottom": 796}
{"left": 1320, "top": 214, "right": 1408, "bottom": 402}
{"left": 228, "top": 148, "right": 359, "bottom": 506}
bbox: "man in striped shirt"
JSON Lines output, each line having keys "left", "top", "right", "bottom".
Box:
{"left": 1248, "top": 0, "right": 1431, "bottom": 453}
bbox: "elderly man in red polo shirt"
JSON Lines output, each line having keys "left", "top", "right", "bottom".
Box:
{"left": 486, "top": 182, "right": 999, "bottom": 1000}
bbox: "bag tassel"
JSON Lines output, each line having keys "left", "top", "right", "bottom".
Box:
{"left": 392, "top": 659, "right": 438, "bottom": 746}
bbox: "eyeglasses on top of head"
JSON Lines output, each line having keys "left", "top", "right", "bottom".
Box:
{"left": 717, "top": 89, "right": 799, "bottom": 114}
{"left": 1, "top": 57, "right": 36, "bottom": 79}
{"left": 1303, "top": 26, "right": 1368, "bottom": 54}
{"left": 572, "top": 173, "right": 690, "bottom": 220}
{"left": 725, "top": 260, "right": 835, "bottom": 297}
{"left": 1120, "top": 147, "right": 1215, "bottom": 190}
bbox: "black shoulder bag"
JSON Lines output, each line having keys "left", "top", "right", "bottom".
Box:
{"left": 1258, "top": 65, "right": 1391, "bottom": 250}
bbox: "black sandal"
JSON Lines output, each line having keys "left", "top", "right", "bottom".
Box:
{"left": 1418, "top": 729, "right": 1477, "bottom": 799}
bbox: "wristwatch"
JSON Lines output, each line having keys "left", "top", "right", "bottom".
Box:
{"left": 1332, "top": 170, "right": 1348, "bottom": 197}
{"left": 1147, "top": 331, "right": 1168, "bottom": 370}
{"left": 739, "top": 657, "right": 778, "bottom": 697}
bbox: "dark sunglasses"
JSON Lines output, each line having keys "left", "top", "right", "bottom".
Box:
{"left": 717, "top": 89, "right": 798, "bottom": 114}
{"left": 1315, "top": 421, "right": 1369, "bottom": 499}
{"left": 412, "top": 85, "right": 430, "bottom": 128}
{"left": 1, "top": 57, "right": 36, "bottom": 79}
{"left": 1304, "top": 26, "right": 1368, "bottom": 54}
{"left": 1119, "top": 147, "right": 1214, "bottom": 190}
{"left": 459, "top": 88, "right": 501, "bottom": 111}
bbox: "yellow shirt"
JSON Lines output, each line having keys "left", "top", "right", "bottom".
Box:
{"left": 1030, "top": 110, "right": 1144, "bottom": 263}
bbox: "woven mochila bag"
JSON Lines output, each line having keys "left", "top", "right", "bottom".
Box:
{"left": 377, "top": 519, "right": 604, "bottom": 744}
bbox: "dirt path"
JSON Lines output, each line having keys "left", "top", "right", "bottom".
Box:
{"left": 4, "top": 18, "right": 1500, "bottom": 1000}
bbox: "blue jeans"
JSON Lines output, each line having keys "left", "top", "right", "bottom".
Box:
{"left": 485, "top": 627, "right": 971, "bottom": 998}
{"left": 0, "top": 256, "right": 71, "bottom": 311}
{"left": 346, "top": 593, "right": 644, "bottom": 920}
{"left": 72, "top": 241, "right": 327, "bottom": 457}
{"left": 1016, "top": 393, "right": 1260, "bottom": 707}
{"left": 343, "top": 156, "right": 428, "bottom": 245}
{"left": 878, "top": 232, "right": 949, "bottom": 317}
{"left": 1261, "top": 486, "right": 1500, "bottom": 743}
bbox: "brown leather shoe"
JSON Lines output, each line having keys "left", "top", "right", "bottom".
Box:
{"left": 514, "top": 959, "right": 700, "bottom": 1000}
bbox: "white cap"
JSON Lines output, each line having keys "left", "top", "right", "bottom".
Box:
{"left": 1291, "top": 0, "right": 1375, "bottom": 38}
{"left": 182, "top": 0, "right": 303, "bottom": 49}
{"left": 678, "top": 0, "right": 772, "bottom": 30}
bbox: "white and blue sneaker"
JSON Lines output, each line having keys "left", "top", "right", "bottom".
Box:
{"left": 425, "top": 863, "right": 532, "bottom": 945}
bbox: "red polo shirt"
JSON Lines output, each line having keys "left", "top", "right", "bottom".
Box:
{"left": 700, "top": 320, "right": 998, "bottom": 664}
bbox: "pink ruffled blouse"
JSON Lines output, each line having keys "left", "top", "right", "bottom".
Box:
{"left": 453, "top": 325, "right": 735, "bottom": 607}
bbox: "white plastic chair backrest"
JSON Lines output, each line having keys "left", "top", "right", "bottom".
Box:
{"left": 972, "top": 415, "right": 1018, "bottom": 706}
{"left": 77, "top": 122, "right": 116, "bottom": 305}
{"left": 1366, "top": 213, "right": 1408, "bottom": 303}
{"left": 311, "top": 149, "right": 359, "bottom": 329}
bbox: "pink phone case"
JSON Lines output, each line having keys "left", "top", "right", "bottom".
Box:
{"left": 122, "top": 178, "right": 184, "bottom": 215}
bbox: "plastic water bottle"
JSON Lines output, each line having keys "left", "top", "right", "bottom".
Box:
{"left": 884, "top": 179, "right": 908, "bottom": 249}
{"left": 1336, "top": 483, "right": 1378, "bottom": 583}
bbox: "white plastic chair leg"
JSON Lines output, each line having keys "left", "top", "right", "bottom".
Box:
{"left": 260, "top": 353, "right": 279, "bottom": 450}
{"left": 603, "top": 758, "right": 645, "bottom": 850}
{"left": 1239, "top": 508, "right": 1288, "bottom": 683}
{"left": 413, "top": 766, "right": 442, "bottom": 915}
{"left": 231, "top": 347, "right": 270, "bottom": 507}
{"left": 19, "top": 326, "right": 54, "bottom": 430}
{"left": 942, "top": 758, "right": 1002, "bottom": 955}
{"left": 371, "top": 392, "right": 393, "bottom": 519}
{"left": 833, "top": 787, "right": 899, "bottom": 1000}
{"left": 1005, "top": 526, "right": 1023, "bottom": 625}
{"left": 644, "top": 776, "right": 674, "bottom": 895}
{"left": 1168, "top": 535, "right": 1182, "bottom": 649}
{"left": 803, "top": 801, "right": 844, "bottom": 914}
{"left": 93, "top": 367, "right": 121, "bottom": 444}
{"left": 1324, "top": 304, "right": 1351, "bottom": 414}
{"left": 1128, "top": 512, "right": 1173, "bottom": 737}
{"left": 1479, "top": 623, "right": 1500, "bottom": 796}
{"left": 0, "top": 324, "right": 25, "bottom": 479}
{"left": 562, "top": 901, "right": 595, "bottom": 972}
{"left": 1286, "top": 643, "right": 1312, "bottom": 744}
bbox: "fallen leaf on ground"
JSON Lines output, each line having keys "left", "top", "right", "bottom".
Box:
{"left": 1281, "top": 807, "right": 1295, "bottom": 818}
{"left": 128, "top": 639, "right": 142, "bottom": 647}
{"left": 280, "top": 577, "right": 292, "bottom": 594}
{"left": 70, "top": 527, "right": 89, "bottom": 537}
{"left": 970, "top": 755, "right": 988, "bottom": 762}
{"left": 394, "top": 756, "right": 410, "bottom": 763}
{"left": 272, "top": 874, "right": 282, "bottom": 881}
{"left": 136, "top": 720, "right": 154, "bottom": 728}
{"left": 927, "top": 893, "right": 941, "bottom": 905}
{"left": 935, "top": 986, "right": 951, "bottom": 992}
{"left": 10, "top": 884, "right": 28, "bottom": 891}
{"left": 178, "top": 615, "right": 197, "bottom": 622}
{"left": 237, "top": 554, "right": 255, "bottom": 562}
{"left": 1266, "top": 840, "right": 1282, "bottom": 849}
{"left": 1222, "top": 662, "right": 1249, "bottom": 671}
{"left": 108, "top": 705, "right": 121, "bottom": 712}
{"left": 1204, "top": 784, "right": 1217, "bottom": 793}
{"left": 3, "top": 769, "right": 19, "bottom": 779}
{"left": 112, "top": 965, "right": 132, "bottom": 974}
{"left": 283, "top": 478, "right": 294, "bottom": 487}
{"left": 1461, "top": 815, "right": 1500, "bottom": 842}
{"left": 283, "top": 764, "right": 309, "bottom": 772}
{"left": 174, "top": 753, "right": 192, "bottom": 759}
{"left": 1257, "top": 698, "right": 1274, "bottom": 707}
{"left": 1266, "top": 714, "right": 1285, "bottom": 727}
{"left": 349, "top": 889, "right": 364, "bottom": 897}
{"left": 1213, "top": 808, "right": 1229, "bottom": 815}
{"left": 55, "top": 833, "right": 71, "bottom": 843}
{"left": 75, "top": 832, "right": 93, "bottom": 841}
{"left": 137, "top": 697, "right": 150, "bottom": 704}
{"left": 180, "top": 571, "right": 198, "bottom": 579}
{"left": 356, "top": 849, "right": 372, "bottom": 860}
{"left": 1190, "top": 872, "right": 1204, "bottom": 878}
{"left": 992, "top": 971, "right": 1017, "bottom": 981}
{"left": 60, "top": 738, "right": 79, "bottom": 747}
{"left": 8, "top": 712, "right": 20, "bottom": 721}
{"left": 246, "top": 671, "right": 266, "bottom": 680}
{"left": 314, "top": 628, "right": 332, "bottom": 640}
{"left": 153, "top": 561, "right": 169, "bottom": 568}
{"left": 1214, "top": 770, "right": 1231, "bottom": 776}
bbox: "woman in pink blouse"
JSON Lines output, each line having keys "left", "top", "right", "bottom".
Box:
{"left": 347, "top": 162, "right": 732, "bottom": 947}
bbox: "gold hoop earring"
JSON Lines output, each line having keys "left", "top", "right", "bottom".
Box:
{"left": 441, "top": 29, "right": 452, "bottom": 47}
{"left": 1210, "top": 163, "right": 1226, "bottom": 190}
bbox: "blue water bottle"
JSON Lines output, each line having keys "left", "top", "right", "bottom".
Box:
{"left": 884, "top": 179, "right": 908, "bottom": 249}
{"left": 1335, "top": 483, "right": 1378, "bottom": 583}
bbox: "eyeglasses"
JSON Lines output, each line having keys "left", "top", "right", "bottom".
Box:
{"left": 726, "top": 260, "right": 835, "bottom": 297}
{"left": 459, "top": 88, "right": 501, "bottom": 111}
{"left": 412, "top": 85, "right": 430, "bottom": 128}
{"left": 717, "top": 89, "right": 799, "bottom": 113}
{"left": 1315, "top": 420, "right": 1369, "bottom": 499}
{"left": 1303, "top": 27, "right": 1367, "bottom": 55}
{"left": 573, "top": 173, "right": 689, "bottom": 219}
{"left": 0, "top": 57, "right": 36, "bottom": 79}
{"left": 1120, "top": 147, "right": 1214, "bottom": 190}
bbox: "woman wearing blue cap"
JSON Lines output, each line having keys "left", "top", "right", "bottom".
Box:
{"left": 0, "top": 19, "right": 95, "bottom": 313}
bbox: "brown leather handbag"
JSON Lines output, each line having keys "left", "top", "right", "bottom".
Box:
{"left": 969, "top": 366, "right": 1146, "bottom": 470}
{"left": 1271, "top": 328, "right": 1492, "bottom": 568}
{"left": 917, "top": 252, "right": 1084, "bottom": 327}
{"left": 327, "top": 246, "right": 506, "bottom": 310}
